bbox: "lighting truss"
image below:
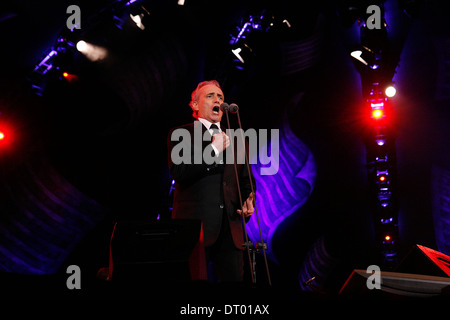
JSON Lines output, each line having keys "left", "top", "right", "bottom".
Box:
{"left": 27, "top": 0, "right": 151, "bottom": 96}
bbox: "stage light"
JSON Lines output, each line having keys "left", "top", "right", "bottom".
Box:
{"left": 232, "top": 48, "right": 245, "bottom": 63}
{"left": 381, "top": 201, "right": 390, "bottom": 207}
{"left": 385, "top": 85, "right": 396, "bottom": 97}
{"left": 381, "top": 217, "right": 393, "bottom": 224}
{"left": 62, "top": 71, "right": 79, "bottom": 83}
{"left": 0, "top": 123, "right": 14, "bottom": 148}
{"left": 350, "top": 50, "right": 368, "bottom": 65}
{"left": 372, "top": 109, "right": 383, "bottom": 119}
{"left": 33, "top": 49, "right": 58, "bottom": 75}
{"left": 282, "top": 19, "right": 291, "bottom": 28}
{"left": 350, "top": 46, "right": 380, "bottom": 69}
{"left": 76, "top": 40, "right": 108, "bottom": 62}
{"left": 371, "top": 101, "right": 384, "bottom": 108}
{"left": 76, "top": 40, "right": 88, "bottom": 52}
{"left": 130, "top": 13, "right": 145, "bottom": 30}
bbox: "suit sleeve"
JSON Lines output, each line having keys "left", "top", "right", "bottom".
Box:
{"left": 239, "top": 161, "right": 255, "bottom": 201}
{"left": 167, "top": 127, "right": 221, "bottom": 184}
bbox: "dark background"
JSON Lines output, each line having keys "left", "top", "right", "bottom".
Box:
{"left": 0, "top": 0, "right": 449, "bottom": 298}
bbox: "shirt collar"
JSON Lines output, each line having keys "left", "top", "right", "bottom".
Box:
{"left": 198, "top": 118, "right": 221, "bottom": 131}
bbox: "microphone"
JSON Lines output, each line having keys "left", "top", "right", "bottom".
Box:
{"left": 220, "top": 102, "right": 230, "bottom": 112}
{"left": 229, "top": 103, "right": 239, "bottom": 113}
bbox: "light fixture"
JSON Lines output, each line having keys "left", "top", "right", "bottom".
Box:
{"left": 385, "top": 85, "right": 396, "bottom": 97}
{"left": 76, "top": 40, "right": 88, "bottom": 52}
{"left": 372, "top": 109, "right": 383, "bottom": 119}
{"left": 130, "top": 13, "right": 145, "bottom": 30}
{"left": 232, "top": 48, "right": 244, "bottom": 63}
{"left": 350, "top": 46, "right": 380, "bottom": 69}
{"left": 350, "top": 50, "right": 367, "bottom": 65}
{"left": 231, "top": 43, "right": 253, "bottom": 66}
{"left": 76, "top": 40, "right": 108, "bottom": 62}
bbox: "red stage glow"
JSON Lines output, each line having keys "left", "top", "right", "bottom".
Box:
{"left": 62, "top": 72, "right": 79, "bottom": 83}
{"left": 372, "top": 109, "right": 383, "bottom": 119}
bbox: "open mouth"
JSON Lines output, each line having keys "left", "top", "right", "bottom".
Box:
{"left": 212, "top": 106, "right": 220, "bottom": 114}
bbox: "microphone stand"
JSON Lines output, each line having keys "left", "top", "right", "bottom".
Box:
{"left": 221, "top": 103, "right": 255, "bottom": 285}
{"left": 221, "top": 103, "right": 272, "bottom": 287}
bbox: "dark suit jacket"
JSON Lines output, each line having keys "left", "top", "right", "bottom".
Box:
{"left": 167, "top": 120, "right": 254, "bottom": 249}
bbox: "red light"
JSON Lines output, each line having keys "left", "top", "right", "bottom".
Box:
{"left": 372, "top": 109, "right": 383, "bottom": 119}
{"left": 62, "top": 72, "right": 79, "bottom": 83}
{"left": 0, "top": 122, "right": 16, "bottom": 150}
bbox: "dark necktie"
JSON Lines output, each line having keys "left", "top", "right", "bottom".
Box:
{"left": 210, "top": 124, "right": 220, "bottom": 137}
{"left": 210, "top": 124, "right": 224, "bottom": 167}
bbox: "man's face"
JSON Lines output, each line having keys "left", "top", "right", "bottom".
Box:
{"left": 192, "top": 84, "right": 224, "bottom": 123}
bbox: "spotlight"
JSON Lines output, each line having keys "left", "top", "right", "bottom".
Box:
{"left": 232, "top": 48, "right": 244, "bottom": 63}
{"left": 382, "top": 232, "right": 396, "bottom": 245}
{"left": 372, "top": 109, "right": 383, "bottom": 119}
{"left": 0, "top": 122, "right": 14, "bottom": 148}
{"left": 130, "top": 13, "right": 145, "bottom": 30}
{"left": 385, "top": 85, "right": 396, "bottom": 97}
{"left": 350, "top": 46, "right": 380, "bottom": 69}
{"left": 381, "top": 201, "right": 390, "bottom": 207}
{"left": 231, "top": 43, "right": 253, "bottom": 66}
{"left": 76, "top": 40, "right": 88, "bottom": 52}
{"left": 76, "top": 40, "right": 108, "bottom": 62}
{"left": 381, "top": 217, "right": 393, "bottom": 224}
{"left": 62, "top": 71, "right": 79, "bottom": 83}
{"left": 350, "top": 50, "right": 367, "bottom": 65}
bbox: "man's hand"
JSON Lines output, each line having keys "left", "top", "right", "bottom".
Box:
{"left": 212, "top": 132, "right": 230, "bottom": 153}
{"left": 237, "top": 192, "right": 255, "bottom": 218}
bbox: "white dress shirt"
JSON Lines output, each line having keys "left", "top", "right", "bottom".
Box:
{"left": 198, "top": 118, "right": 221, "bottom": 157}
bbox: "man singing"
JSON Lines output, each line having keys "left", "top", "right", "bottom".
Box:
{"left": 167, "top": 80, "right": 255, "bottom": 282}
